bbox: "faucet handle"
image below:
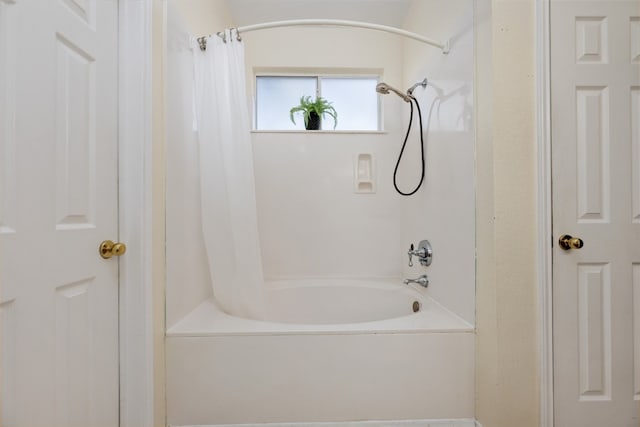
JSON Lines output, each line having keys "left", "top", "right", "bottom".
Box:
{"left": 408, "top": 243, "right": 414, "bottom": 267}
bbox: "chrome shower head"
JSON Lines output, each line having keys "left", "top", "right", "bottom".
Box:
{"left": 376, "top": 82, "right": 411, "bottom": 102}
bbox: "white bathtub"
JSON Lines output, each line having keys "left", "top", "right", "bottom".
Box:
{"left": 168, "top": 279, "right": 471, "bottom": 335}
{"left": 167, "top": 279, "right": 474, "bottom": 426}
{"left": 264, "top": 279, "right": 430, "bottom": 325}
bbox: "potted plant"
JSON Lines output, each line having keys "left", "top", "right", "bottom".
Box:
{"left": 289, "top": 95, "right": 338, "bottom": 130}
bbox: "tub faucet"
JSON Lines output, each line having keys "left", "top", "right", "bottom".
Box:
{"left": 404, "top": 274, "right": 429, "bottom": 288}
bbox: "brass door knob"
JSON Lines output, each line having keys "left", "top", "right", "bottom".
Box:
{"left": 99, "top": 240, "right": 127, "bottom": 259}
{"left": 558, "top": 234, "right": 584, "bottom": 251}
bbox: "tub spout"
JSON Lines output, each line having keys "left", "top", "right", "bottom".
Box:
{"left": 404, "top": 274, "right": 429, "bottom": 288}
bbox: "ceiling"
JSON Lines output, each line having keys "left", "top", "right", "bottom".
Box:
{"left": 227, "top": 0, "right": 412, "bottom": 28}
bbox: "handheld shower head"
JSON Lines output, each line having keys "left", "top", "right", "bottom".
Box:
{"left": 376, "top": 82, "right": 411, "bottom": 102}
{"left": 375, "top": 82, "right": 391, "bottom": 94}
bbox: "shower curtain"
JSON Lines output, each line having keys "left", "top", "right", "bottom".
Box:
{"left": 191, "top": 31, "right": 265, "bottom": 319}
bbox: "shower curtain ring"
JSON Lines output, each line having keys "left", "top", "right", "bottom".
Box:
{"left": 216, "top": 31, "right": 227, "bottom": 43}
{"left": 235, "top": 28, "right": 242, "bottom": 42}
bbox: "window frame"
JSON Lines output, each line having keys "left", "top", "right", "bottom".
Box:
{"left": 253, "top": 71, "right": 384, "bottom": 133}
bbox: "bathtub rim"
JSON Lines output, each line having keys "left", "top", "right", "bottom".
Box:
{"left": 167, "top": 278, "right": 473, "bottom": 337}
{"left": 170, "top": 418, "right": 479, "bottom": 427}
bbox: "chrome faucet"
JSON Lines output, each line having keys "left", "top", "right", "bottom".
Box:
{"left": 407, "top": 240, "right": 433, "bottom": 267}
{"left": 404, "top": 274, "right": 429, "bottom": 288}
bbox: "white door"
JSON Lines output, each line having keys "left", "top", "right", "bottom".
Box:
{"left": 0, "top": 0, "right": 120, "bottom": 425}
{"left": 552, "top": 0, "right": 640, "bottom": 425}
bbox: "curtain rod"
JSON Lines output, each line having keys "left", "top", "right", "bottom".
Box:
{"left": 198, "top": 19, "right": 450, "bottom": 54}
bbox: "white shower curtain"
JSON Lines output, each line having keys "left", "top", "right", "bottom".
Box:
{"left": 191, "top": 31, "right": 265, "bottom": 319}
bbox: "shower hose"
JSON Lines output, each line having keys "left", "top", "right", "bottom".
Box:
{"left": 393, "top": 96, "right": 425, "bottom": 196}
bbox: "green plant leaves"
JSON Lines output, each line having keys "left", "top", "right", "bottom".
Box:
{"left": 289, "top": 95, "right": 338, "bottom": 129}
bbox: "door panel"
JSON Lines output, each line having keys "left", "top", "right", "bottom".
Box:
{"left": 0, "top": 0, "right": 16, "bottom": 237}
{"left": 631, "top": 87, "right": 639, "bottom": 223}
{"left": 634, "top": 263, "right": 640, "bottom": 400}
{"left": 0, "top": 0, "right": 119, "bottom": 425}
{"left": 552, "top": 1, "right": 640, "bottom": 426}
{"left": 0, "top": 1, "right": 19, "bottom": 425}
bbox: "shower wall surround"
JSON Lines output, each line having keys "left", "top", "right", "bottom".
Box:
{"left": 401, "top": 0, "right": 475, "bottom": 322}
{"left": 245, "top": 4, "right": 475, "bottom": 323}
{"left": 166, "top": 0, "right": 475, "bottom": 326}
{"left": 246, "top": 27, "right": 406, "bottom": 281}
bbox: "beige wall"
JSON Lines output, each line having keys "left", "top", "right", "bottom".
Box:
{"left": 476, "top": 0, "right": 539, "bottom": 426}
{"left": 172, "top": 0, "right": 233, "bottom": 36}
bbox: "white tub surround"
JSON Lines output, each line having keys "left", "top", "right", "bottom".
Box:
{"left": 167, "top": 333, "right": 473, "bottom": 425}
{"left": 167, "top": 279, "right": 473, "bottom": 426}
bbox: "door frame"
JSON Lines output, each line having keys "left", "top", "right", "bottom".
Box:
{"left": 117, "top": 1, "right": 561, "bottom": 426}
{"left": 118, "top": 1, "right": 156, "bottom": 426}
{"left": 536, "top": 0, "right": 554, "bottom": 426}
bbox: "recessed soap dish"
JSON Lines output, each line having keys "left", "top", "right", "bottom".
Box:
{"left": 354, "top": 153, "right": 376, "bottom": 194}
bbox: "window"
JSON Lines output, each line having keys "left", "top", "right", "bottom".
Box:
{"left": 255, "top": 75, "right": 380, "bottom": 131}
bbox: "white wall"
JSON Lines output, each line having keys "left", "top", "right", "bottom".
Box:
{"left": 401, "top": 1, "right": 475, "bottom": 323}
{"left": 245, "top": 27, "right": 407, "bottom": 280}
